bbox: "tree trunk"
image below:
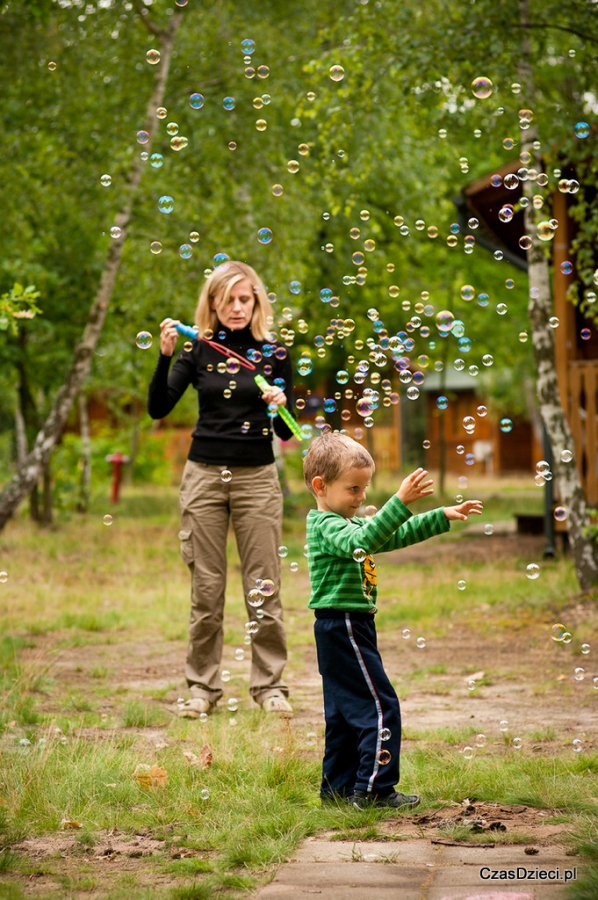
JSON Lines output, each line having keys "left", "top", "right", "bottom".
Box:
{"left": 0, "top": 10, "right": 184, "bottom": 534}
{"left": 41, "top": 459, "right": 52, "bottom": 525}
{"left": 77, "top": 391, "right": 91, "bottom": 513}
{"left": 518, "top": 0, "right": 598, "bottom": 589}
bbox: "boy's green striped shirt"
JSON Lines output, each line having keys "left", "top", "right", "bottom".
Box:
{"left": 306, "top": 494, "right": 450, "bottom": 612}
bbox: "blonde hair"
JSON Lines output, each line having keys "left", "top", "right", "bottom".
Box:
{"left": 303, "top": 432, "right": 375, "bottom": 495}
{"left": 194, "top": 261, "right": 270, "bottom": 340}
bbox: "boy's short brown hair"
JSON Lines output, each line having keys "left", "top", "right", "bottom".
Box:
{"left": 303, "top": 432, "right": 375, "bottom": 495}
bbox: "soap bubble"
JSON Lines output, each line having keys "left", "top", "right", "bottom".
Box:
{"left": 227, "top": 697, "right": 239, "bottom": 711}
{"left": 200, "top": 788, "right": 210, "bottom": 800}
{"left": 437, "top": 396, "right": 448, "bottom": 410}
{"left": 512, "top": 737, "right": 523, "bottom": 749}
{"left": 574, "top": 667, "right": 585, "bottom": 681}
{"left": 110, "top": 226, "right": 122, "bottom": 239}
{"left": 499, "top": 418, "right": 513, "bottom": 433}
{"left": 136, "top": 331, "right": 152, "bottom": 350}
{"left": 572, "top": 738, "right": 583, "bottom": 752}
{"left": 377, "top": 749, "right": 391, "bottom": 765}
{"left": 150, "top": 153, "right": 163, "bottom": 168}
{"left": 256, "top": 119, "right": 267, "bottom": 131}
{"left": 257, "top": 65, "right": 269, "bottom": 78}
{"left": 170, "top": 136, "right": 188, "bottom": 151}
{"left": 158, "top": 195, "right": 174, "bottom": 214}
{"left": 462, "top": 746, "right": 474, "bottom": 760}
{"left": 223, "top": 97, "right": 235, "bottom": 110}
{"left": 457, "top": 580, "right": 467, "bottom": 591}
{"left": 581, "top": 328, "right": 591, "bottom": 340}
{"left": 561, "top": 449, "right": 573, "bottom": 463}
{"left": 519, "top": 235, "right": 532, "bottom": 250}
{"left": 526, "top": 563, "right": 540, "bottom": 580}
{"left": 471, "top": 75, "right": 493, "bottom": 100}
{"left": 475, "top": 734, "right": 486, "bottom": 748}
{"left": 461, "top": 285, "right": 475, "bottom": 301}
{"left": 221, "top": 669, "right": 231, "bottom": 682}
{"left": 103, "top": 514, "right": 113, "bottom": 526}
{"left": 416, "top": 637, "right": 426, "bottom": 649}
{"left": 353, "top": 548, "right": 366, "bottom": 562}
{"left": 0, "top": 571, "right": 7, "bottom": 583}
{"left": 179, "top": 244, "right": 192, "bottom": 259}
{"left": 221, "top": 469, "right": 232, "bottom": 483}
{"left": 435, "top": 310, "right": 454, "bottom": 334}
{"left": 257, "top": 227, "right": 272, "bottom": 244}
{"left": 146, "top": 49, "right": 160, "bottom": 64}
{"left": 581, "top": 643, "right": 590, "bottom": 655}
{"left": 278, "top": 546, "right": 288, "bottom": 558}
{"left": 330, "top": 65, "right": 345, "bottom": 81}
{"left": 234, "top": 648, "right": 245, "bottom": 661}
{"left": 189, "top": 92, "right": 204, "bottom": 109}
{"left": 554, "top": 506, "right": 567, "bottom": 522}
{"left": 100, "top": 174, "right": 112, "bottom": 186}
{"left": 538, "top": 221, "right": 556, "bottom": 241}
{"left": 467, "top": 680, "right": 476, "bottom": 691}
{"left": 287, "top": 160, "right": 300, "bottom": 173}
{"left": 499, "top": 720, "right": 509, "bottom": 732}
{"left": 380, "top": 728, "right": 391, "bottom": 741}
{"left": 574, "top": 121, "right": 590, "bottom": 139}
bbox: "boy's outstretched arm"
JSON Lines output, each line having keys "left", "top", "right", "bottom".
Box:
{"left": 443, "top": 500, "right": 484, "bottom": 521}
{"left": 397, "top": 468, "right": 435, "bottom": 505}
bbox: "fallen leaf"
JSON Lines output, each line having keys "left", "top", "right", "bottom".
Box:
{"left": 467, "top": 670, "right": 485, "bottom": 682}
{"left": 61, "top": 819, "right": 82, "bottom": 829}
{"left": 182, "top": 743, "right": 212, "bottom": 770}
{"left": 133, "top": 765, "right": 168, "bottom": 789}
{"left": 525, "top": 846, "right": 539, "bottom": 855}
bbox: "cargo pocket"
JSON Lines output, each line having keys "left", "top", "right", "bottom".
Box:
{"left": 178, "top": 529, "right": 194, "bottom": 566}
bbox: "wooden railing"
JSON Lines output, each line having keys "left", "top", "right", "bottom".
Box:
{"left": 567, "top": 361, "right": 598, "bottom": 505}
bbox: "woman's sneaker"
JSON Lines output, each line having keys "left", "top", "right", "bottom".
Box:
{"left": 260, "top": 694, "right": 294, "bottom": 718}
{"left": 352, "top": 789, "right": 420, "bottom": 810}
{"left": 177, "top": 697, "right": 212, "bottom": 718}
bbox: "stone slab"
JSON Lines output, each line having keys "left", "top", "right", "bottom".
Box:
{"left": 253, "top": 840, "right": 583, "bottom": 900}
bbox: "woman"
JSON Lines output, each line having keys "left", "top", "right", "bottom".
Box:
{"left": 148, "top": 260, "right": 295, "bottom": 718}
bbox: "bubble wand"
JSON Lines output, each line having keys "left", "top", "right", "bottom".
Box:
{"left": 175, "top": 323, "right": 304, "bottom": 440}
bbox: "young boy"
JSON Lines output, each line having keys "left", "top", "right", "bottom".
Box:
{"left": 303, "top": 432, "right": 483, "bottom": 809}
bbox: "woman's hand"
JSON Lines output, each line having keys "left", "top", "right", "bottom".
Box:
{"left": 159, "top": 317, "right": 180, "bottom": 357}
{"left": 397, "top": 468, "right": 435, "bottom": 505}
{"left": 260, "top": 386, "right": 287, "bottom": 408}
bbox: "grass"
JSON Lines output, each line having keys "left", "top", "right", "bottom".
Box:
{"left": 0, "top": 479, "right": 597, "bottom": 898}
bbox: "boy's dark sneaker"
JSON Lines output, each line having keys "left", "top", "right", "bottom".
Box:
{"left": 352, "top": 789, "right": 420, "bottom": 810}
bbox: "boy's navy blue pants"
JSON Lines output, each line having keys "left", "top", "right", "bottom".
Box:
{"left": 314, "top": 609, "right": 401, "bottom": 798}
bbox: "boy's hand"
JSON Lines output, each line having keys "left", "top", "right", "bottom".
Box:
{"left": 397, "top": 468, "right": 435, "bottom": 505}
{"left": 444, "top": 500, "right": 484, "bottom": 521}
